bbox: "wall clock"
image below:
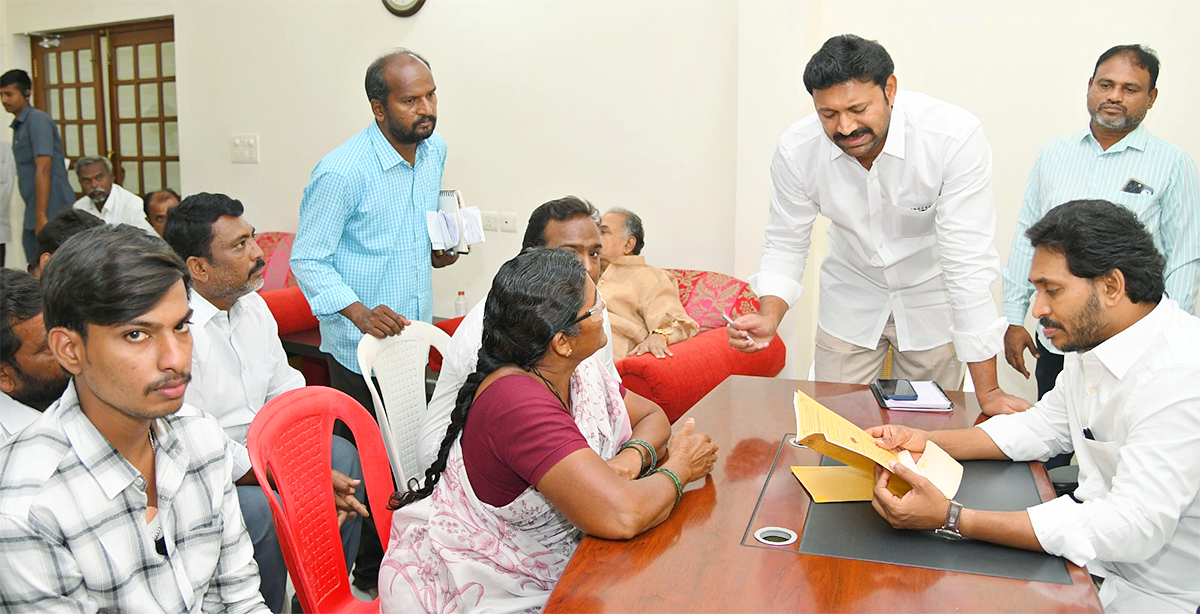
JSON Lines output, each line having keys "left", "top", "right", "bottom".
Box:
{"left": 382, "top": 0, "right": 425, "bottom": 17}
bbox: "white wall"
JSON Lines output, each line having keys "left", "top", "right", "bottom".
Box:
{"left": 5, "top": 0, "right": 1199, "bottom": 400}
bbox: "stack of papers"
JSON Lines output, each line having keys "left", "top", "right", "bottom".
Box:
{"left": 427, "top": 190, "right": 485, "bottom": 253}
{"left": 869, "top": 380, "right": 953, "bottom": 411}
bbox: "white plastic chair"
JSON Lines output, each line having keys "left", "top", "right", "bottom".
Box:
{"left": 356, "top": 321, "right": 452, "bottom": 488}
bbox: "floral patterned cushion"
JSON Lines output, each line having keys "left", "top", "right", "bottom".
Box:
{"left": 664, "top": 269, "right": 761, "bottom": 332}
{"left": 257, "top": 231, "right": 299, "bottom": 292}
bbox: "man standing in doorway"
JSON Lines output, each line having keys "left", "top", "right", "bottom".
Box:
{"left": 291, "top": 47, "right": 457, "bottom": 594}
{"left": 1002, "top": 44, "right": 1200, "bottom": 400}
{"left": 0, "top": 69, "right": 74, "bottom": 262}
{"left": 728, "top": 34, "right": 1027, "bottom": 416}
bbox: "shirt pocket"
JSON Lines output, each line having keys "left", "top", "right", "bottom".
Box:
{"left": 1076, "top": 437, "right": 1120, "bottom": 499}
{"left": 884, "top": 202, "right": 937, "bottom": 238}
{"left": 176, "top": 515, "right": 226, "bottom": 585}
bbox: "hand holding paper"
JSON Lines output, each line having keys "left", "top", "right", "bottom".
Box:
{"left": 791, "top": 390, "right": 962, "bottom": 502}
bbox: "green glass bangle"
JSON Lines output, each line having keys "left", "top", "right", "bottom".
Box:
{"left": 625, "top": 438, "right": 658, "bottom": 476}
{"left": 650, "top": 467, "right": 683, "bottom": 508}
{"left": 618, "top": 441, "right": 647, "bottom": 475}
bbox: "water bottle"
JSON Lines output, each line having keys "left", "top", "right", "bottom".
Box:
{"left": 454, "top": 291, "right": 468, "bottom": 317}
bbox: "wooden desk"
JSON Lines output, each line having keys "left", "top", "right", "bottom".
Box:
{"left": 545, "top": 376, "right": 1102, "bottom": 613}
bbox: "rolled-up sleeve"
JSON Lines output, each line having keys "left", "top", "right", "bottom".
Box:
{"left": 932, "top": 124, "right": 1004, "bottom": 362}
{"left": 291, "top": 171, "right": 360, "bottom": 317}
{"left": 749, "top": 145, "right": 820, "bottom": 308}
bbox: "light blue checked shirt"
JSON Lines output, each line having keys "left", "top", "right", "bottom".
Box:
{"left": 292, "top": 123, "right": 446, "bottom": 372}
{"left": 1003, "top": 124, "right": 1200, "bottom": 355}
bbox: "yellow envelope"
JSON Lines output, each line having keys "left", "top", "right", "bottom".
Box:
{"left": 792, "top": 465, "right": 875, "bottom": 502}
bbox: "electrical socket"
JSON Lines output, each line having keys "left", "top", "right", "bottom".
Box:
{"left": 499, "top": 212, "right": 518, "bottom": 233}
{"left": 481, "top": 210, "right": 499, "bottom": 232}
{"left": 230, "top": 134, "right": 259, "bottom": 164}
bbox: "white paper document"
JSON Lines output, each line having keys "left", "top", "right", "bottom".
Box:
{"left": 426, "top": 190, "right": 485, "bottom": 253}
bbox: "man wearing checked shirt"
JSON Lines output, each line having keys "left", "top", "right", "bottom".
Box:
{"left": 292, "top": 47, "right": 457, "bottom": 595}
{"left": 1003, "top": 45, "right": 1200, "bottom": 406}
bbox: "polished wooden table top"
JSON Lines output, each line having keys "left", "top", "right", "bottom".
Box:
{"left": 545, "top": 376, "right": 1102, "bottom": 613}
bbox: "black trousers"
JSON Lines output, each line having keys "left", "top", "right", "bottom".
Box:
{"left": 327, "top": 356, "right": 386, "bottom": 589}
{"left": 1034, "top": 337, "right": 1072, "bottom": 470}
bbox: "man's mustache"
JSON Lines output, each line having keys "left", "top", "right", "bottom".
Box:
{"left": 1039, "top": 317, "right": 1065, "bottom": 330}
{"left": 249, "top": 259, "right": 266, "bottom": 280}
{"left": 834, "top": 127, "right": 873, "bottom": 142}
{"left": 144, "top": 372, "right": 192, "bottom": 395}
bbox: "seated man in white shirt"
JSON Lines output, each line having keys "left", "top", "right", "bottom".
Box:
{"left": 868, "top": 200, "right": 1200, "bottom": 614}
{"left": 0, "top": 224, "right": 269, "bottom": 612}
{"left": 71, "top": 156, "right": 155, "bottom": 234}
{"left": 416, "top": 196, "right": 669, "bottom": 478}
{"left": 163, "top": 192, "right": 366, "bottom": 612}
{"left": 0, "top": 268, "right": 70, "bottom": 440}
{"left": 26, "top": 208, "right": 104, "bottom": 277}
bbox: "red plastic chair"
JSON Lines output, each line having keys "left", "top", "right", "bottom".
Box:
{"left": 247, "top": 386, "right": 395, "bottom": 613}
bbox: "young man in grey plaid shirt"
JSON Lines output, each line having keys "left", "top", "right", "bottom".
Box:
{"left": 0, "top": 224, "right": 268, "bottom": 612}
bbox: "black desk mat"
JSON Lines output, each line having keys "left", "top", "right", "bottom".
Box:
{"left": 745, "top": 434, "right": 1071, "bottom": 584}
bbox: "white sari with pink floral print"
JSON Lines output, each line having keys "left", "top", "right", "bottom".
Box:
{"left": 380, "top": 356, "right": 631, "bottom": 614}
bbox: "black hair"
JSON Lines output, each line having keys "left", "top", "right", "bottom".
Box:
{"left": 162, "top": 192, "right": 245, "bottom": 262}
{"left": 143, "top": 188, "right": 182, "bottom": 218}
{"left": 34, "top": 209, "right": 104, "bottom": 261}
{"left": 1026, "top": 199, "right": 1165, "bottom": 304}
{"left": 1094, "top": 44, "right": 1160, "bottom": 90}
{"left": 41, "top": 224, "right": 190, "bottom": 340}
{"left": 607, "top": 207, "right": 645, "bottom": 255}
{"left": 0, "top": 69, "right": 31, "bottom": 96}
{"left": 1, "top": 268, "right": 42, "bottom": 371}
{"left": 802, "top": 34, "right": 894, "bottom": 95}
{"left": 390, "top": 249, "right": 589, "bottom": 508}
{"left": 365, "top": 48, "right": 431, "bottom": 104}
{"left": 521, "top": 195, "right": 601, "bottom": 251}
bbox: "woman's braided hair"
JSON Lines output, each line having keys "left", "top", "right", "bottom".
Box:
{"left": 389, "top": 249, "right": 588, "bottom": 508}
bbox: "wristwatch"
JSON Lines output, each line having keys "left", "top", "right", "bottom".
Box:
{"left": 935, "top": 499, "right": 964, "bottom": 540}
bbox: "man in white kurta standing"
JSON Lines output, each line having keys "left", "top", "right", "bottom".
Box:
{"left": 728, "top": 34, "right": 1028, "bottom": 416}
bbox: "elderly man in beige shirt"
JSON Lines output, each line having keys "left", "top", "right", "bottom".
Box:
{"left": 598, "top": 208, "right": 699, "bottom": 359}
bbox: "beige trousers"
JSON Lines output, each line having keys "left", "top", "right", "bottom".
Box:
{"left": 814, "top": 315, "right": 965, "bottom": 388}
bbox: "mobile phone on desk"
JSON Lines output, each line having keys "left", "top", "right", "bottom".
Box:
{"left": 876, "top": 378, "right": 918, "bottom": 401}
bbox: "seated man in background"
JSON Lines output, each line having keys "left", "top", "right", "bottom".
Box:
{"left": 26, "top": 208, "right": 103, "bottom": 277}
{"left": 869, "top": 200, "right": 1199, "bottom": 614}
{"left": 1, "top": 268, "right": 69, "bottom": 440}
{"left": 71, "top": 156, "right": 155, "bottom": 234}
{"left": 144, "top": 188, "right": 181, "bottom": 237}
{"left": 598, "top": 207, "right": 699, "bottom": 359}
{"left": 416, "top": 196, "right": 671, "bottom": 479}
{"left": 0, "top": 224, "right": 269, "bottom": 612}
{"left": 163, "top": 192, "right": 366, "bottom": 612}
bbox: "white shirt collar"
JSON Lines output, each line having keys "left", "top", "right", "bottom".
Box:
{"left": 1087, "top": 298, "right": 1171, "bottom": 380}
{"left": 189, "top": 291, "right": 221, "bottom": 329}
{"left": 0, "top": 391, "right": 41, "bottom": 437}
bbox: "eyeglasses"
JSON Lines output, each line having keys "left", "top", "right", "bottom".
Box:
{"left": 568, "top": 289, "right": 605, "bottom": 327}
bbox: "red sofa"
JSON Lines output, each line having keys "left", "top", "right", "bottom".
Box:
{"left": 616, "top": 269, "right": 785, "bottom": 422}
{"left": 432, "top": 270, "right": 785, "bottom": 423}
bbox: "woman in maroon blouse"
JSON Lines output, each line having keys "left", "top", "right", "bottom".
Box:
{"left": 379, "top": 248, "right": 718, "bottom": 613}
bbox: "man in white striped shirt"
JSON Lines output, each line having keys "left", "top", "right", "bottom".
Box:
{"left": 0, "top": 225, "right": 267, "bottom": 612}
{"left": 1003, "top": 45, "right": 1200, "bottom": 405}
